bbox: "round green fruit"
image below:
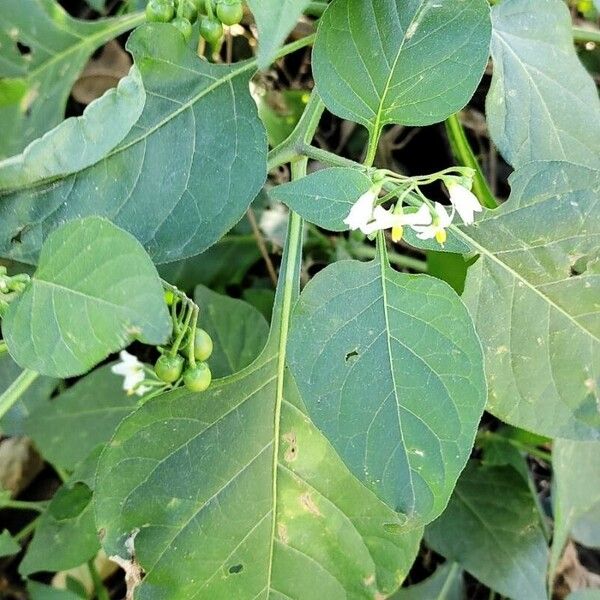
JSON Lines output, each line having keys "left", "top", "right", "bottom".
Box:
{"left": 192, "top": 328, "right": 213, "bottom": 361}
{"left": 183, "top": 363, "right": 212, "bottom": 392}
{"left": 199, "top": 15, "right": 223, "bottom": 43}
{"left": 176, "top": 0, "right": 198, "bottom": 22}
{"left": 216, "top": 1, "right": 243, "bottom": 26}
{"left": 146, "top": 0, "right": 175, "bottom": 22}
{"left": 172, "top": 16, "right": 193, "bottom": 40}
{"left": 154, "top": 354, "right": 184, "bottom": 383}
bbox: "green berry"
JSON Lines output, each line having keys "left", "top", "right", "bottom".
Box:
{"left": 199, "top": 15, "right": 223, "bottom": 43}
{"left": 154, "top": 354, "right": 184, "bottom": 383}
{"left": 192, "top": 328, "right": 213, "bottom": 361}
{"left": 145, "top": 0, "right": 175, "bottom": 22}
{"left": 183, "top": 363, "right": 212, "bottom": 392}
{"left": 176, "top": 0, "right": 198, "bottom": 22}
{"left": 172, "top": 16, "right": 193, "bottom": 40}
{"left": 216, "top": 1, "right": 243, "bottom": 26}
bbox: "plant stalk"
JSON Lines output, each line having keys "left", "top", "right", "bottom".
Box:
{"left": 0, "top": 369, "right": 38, "bottom": 421}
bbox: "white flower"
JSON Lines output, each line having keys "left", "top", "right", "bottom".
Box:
{"left": 446, "top": 180, "right": 482, "bottom": 225}
{"left": 111, "top": 350, "right": 150, "bottom": 396}
{"left": 411, "top": 202, "right": 454, "bottom": 245}
{"left": 343, "top": 189, "right": 378, "bottom": 233}
{"left": 362, "top": 204, "right": 432, "bottom": 242}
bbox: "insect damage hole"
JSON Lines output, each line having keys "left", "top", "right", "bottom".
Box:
{"left": 345, "top": 349, "right": 359, "bottom": 362}
{"left": 228, "top": 564, "right": 244, "bottom": 574}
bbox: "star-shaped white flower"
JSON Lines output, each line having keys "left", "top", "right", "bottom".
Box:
{"left": 446, "top": 180, "right": 482, "bottom": 225}
{"left": 343, "top": 189, "right": 378, "bottom": 233}
{"left": 111, "top": 350, "right": 150, "bottom": 396}
{"left": 411, "top": 202, "right": 454, "bottom": 245}
{"left": 362, "top": 204, "right": 432, "bottom": 242}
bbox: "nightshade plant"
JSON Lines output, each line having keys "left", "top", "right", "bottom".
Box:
{"left": 0, "top": 0, "right": 598, "bottom": 599}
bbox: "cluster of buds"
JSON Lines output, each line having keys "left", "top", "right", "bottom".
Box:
{"left": 0, "top": 267, "right": 30, "bottom": 318}
{"left": 344, "top": 168, "right": 482, "bottom": 246}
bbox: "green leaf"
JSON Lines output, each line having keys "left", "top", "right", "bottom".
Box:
{"left": 3, "top": 217, "right": 171, "bottom": 378}
{"left": 27, "top": 581, "right": 85, "bottom": 600}
{"left": 550, "top": 439, "right": 600, "bottom": 580}
{"left": 247, "top": 0, "right": 311, "bottom": 69}
{"left": 159, "top": 235, "right": 262, "bottom": 294}
{"left": 487, "top": 0, "right": 600, "bottom": 168}
{"left": 24, "top": 364, "right": 139, "bottom": 470}
{"left": 20, "top": 480, "right": 98, "bottom": 575}
{"left": 271, "top": 167, "right": 372, "bottom": 232}
{"left": 0, "top": 67, "right": 145, "bottom": 192}
{"left": 0, "top": 24, "right": 268, "bottom": 265}
{"left": 312, "top": 0, "right": 491, "bottom": 136}
{"left": 0, "top": 529, "right": 20, "bottom": 558}
{"left": 567, "top": 592, "right": 600, "bottom": 600}
{"left": 193, "top": 285, "right": 269, "bottom": 378}
{"left": 425, "top": 463, "right": 548, "bottom": 600}
{"left": 95, "top": 221, "right": 422, "bottom": 599}
{"left": 0, "top": 0, "right": 143, "bottom": 158}
{"left": 458, "top": 161, "right": 600, "bottom": 440}
{"left": 287, "top": 250, "right": 486, "bottom": 525}
{"left": 0, "top": 353, "right": 58, "bottom": 436}
{"left": 392, "top": 562, "right": 464, "bottom": 600}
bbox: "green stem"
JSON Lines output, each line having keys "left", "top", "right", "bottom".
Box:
{"left": 266, "top": 91, "right": 324, "bottom": 590}
{"left": 297, "top": 144, "right": 368, "bottom": 171}
{"left": 445, "top": 113, "right": 498, "bottom": 209}
{"left": 2, "top": 499, "right": 47, "bottom": 513}
{"left": 352, "top": 245, "right": 427, "bottom": 272}
{"left": 187, "top": 305, "right": 199, "bottom": 368}
{"left": 438, "top": 562, "right": 461, "bottom": 600}
{"left": 573, "top": 26, "right": 600, "bottom": 44}
{"left": 15, "top": 516, "right": 39, "bottom": 542}
{"left": 0, "top": 369, "right": 38, "bottom": 421}
{"left": 0, "top": 341, "right": 7, "bottom": 355}
{"left": 88, "top": 559, "right": 110, "bottom": 600}
{"left": 170, "top": 304, "right": 192, "bottom": 356}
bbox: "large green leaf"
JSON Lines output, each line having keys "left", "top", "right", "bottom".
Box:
{"left": 194, "top": 285, "right": 269, "bottom": 378}
{"left": 95, "top": 219, "right": 422, "bottom": 599}
{"left": 3, "top": 218, "right": 171, "bottom": 378}
{"left": 425, "top": 463, "right": 548, "bottom": 600}
{"left": 24, "top": 364, "right": 139, "bottom": 470}
{"left": 487, "top": 0, "right": 600, "bottom": 168}
{"left": 550, "top": 439, "right": 600, "bottom": 580}
{"left": 312, "top": 0, "right": 491, "bottom": 137}
{"left": 0, "top": 24, "right": 268, "bottom": 265}
{"left": 247, "top": 0, "right": 311, "bottom": 69}
{"left": 0, "top": 0, "right": 144, "bottom": 158}
{"left": 392, "top": 562, "right": 464, "bottom": 600}
{"left": 458, "top": 161, "right": 600, "bottom": 440}
{"left": 287, "top": 248, "right": 486, "bottom": 525}
{"left": 0, "top": 353, "right": 58, "bottom": 436}
{"left": 0, "top": 67, "right": 145, "bottom": 192}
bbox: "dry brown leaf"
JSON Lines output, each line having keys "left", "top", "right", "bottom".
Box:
{"left": 554, "top": 541, "right": 600, "bottom": 599}
{"left": 0, "top": 437, "right": 43, "bottom": 496}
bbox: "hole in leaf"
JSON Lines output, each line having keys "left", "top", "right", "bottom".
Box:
{"left": 228, "top": 564, "right": 243, "bottom": 574}
{"left": 10, "top": 228, "right": 25, "bottom": 246}
{"left": 345, "top": 349, "right": 358, "bottom": 362}
{"left": 16, "top": 42, "right": 31, "bottom": 56}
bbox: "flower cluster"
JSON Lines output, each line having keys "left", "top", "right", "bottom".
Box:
{"left": 343, "top": 171, "right": 482, "bottom": 246}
